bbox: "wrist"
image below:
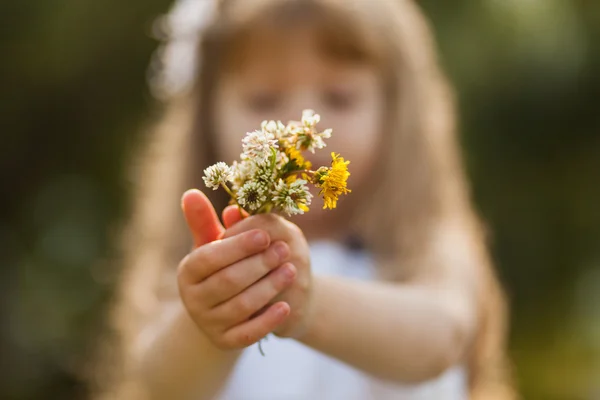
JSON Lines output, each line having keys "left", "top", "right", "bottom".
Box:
{"left": 173, "top": 302, "right": 243, "bottom": 361}
{"left": 135, "top": 301, "right": 242, "bottom": 400}
{"left": 294, "top": 275, "right": 326, "bottom": 345}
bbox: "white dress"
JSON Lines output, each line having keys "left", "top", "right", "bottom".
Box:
{"left": 216, "top": 240, "right": 468, "bottom": 400}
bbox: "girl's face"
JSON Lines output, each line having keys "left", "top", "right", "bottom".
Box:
{"left": 213, "top": 31, "right": 385, "bottom": 236}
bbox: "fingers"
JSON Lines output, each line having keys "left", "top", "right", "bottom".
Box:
{"left": 224, "top": 213, "right": 302, "bottom": 243}
{"left": 180, "top": 261, "right": 297, "bottom": 350}
{"left": 197, "top": 241, "right": 291, "bottom": 307}
{"left": 222, "top": 205, "right": 248, "bottom": 229}
{"left": 178, "top": 228, "right": 270, "bottom": 283}
{"left": 181, "top": 189, "right": 225, "bottom": 248}
{"left": 214, "top": 263, "right": 297, "bottom": 330}
{"left": 218, "top": 302, "right": 291, "bottom": 349}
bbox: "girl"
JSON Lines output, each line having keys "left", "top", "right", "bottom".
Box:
{"left": 96, "top": 0, "right": 515, "bottom": 399}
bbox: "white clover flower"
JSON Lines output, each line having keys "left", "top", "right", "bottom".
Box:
{"left": 237, "top": 181, "right": 268, "bottom": 211}
{"left": 242, "top": 129, "right": 278, "bottom": 162}
{"left": 292, "top": 109, "right": 333, "bottom": 153}
{"left": 301, "top": 109, "right": 320, "bottom": 128}
{"left": 276, "top": 149, "right": 290, "bottom": 169}
{"left": 285, "top": 120, "right": 302, "bottom": 135}
{"left": 230, "top": 160, "right": 255, "bottom": 190}
{"left": 272, "top": 179, "right": 313, "bottom": 216}
{"left": 261, "top": 120, "right": 288, "bottom": 139}
{"left": 321, "top": 128, "right": 332, "bottom": 139}
{"left": 203, "top": 162, "right": 233, "bottom": 190}
{"left": 300, "top": 133, "right": 327, "bottom": 153}
{"left": 202, "top": 109, "right": 346, "bottom": 219}
{"left": 253, "top": 161, "right": 276, "bottom": 185}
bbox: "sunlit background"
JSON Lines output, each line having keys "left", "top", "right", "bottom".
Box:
{"left": 1, "top": 1, "right": 599, "bottom": 399}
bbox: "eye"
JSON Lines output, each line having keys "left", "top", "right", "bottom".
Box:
{"left": 322, "top": 87, "right": 358, "bottom": 112}
{"left": 244, "top": 90, "right": 284, "bottom": 114}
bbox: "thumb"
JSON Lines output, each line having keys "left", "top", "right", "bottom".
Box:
{"left": 222, "top": 205, "right": 249, "bottom": 229}
{"left": 181, "top": 189, "right": 225, "bottom": 247}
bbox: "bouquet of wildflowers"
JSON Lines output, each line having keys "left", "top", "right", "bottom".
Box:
{"left": 203, "top": 110, "right": 351, "bottom": 216}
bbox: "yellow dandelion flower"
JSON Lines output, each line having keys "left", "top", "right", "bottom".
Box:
{"left": 285, "top": 146, "right": 312, "bottom": 170}
{"left": 285, "top": 174, "right": 297, "bottom": 184}
{"left": 313, "top": 153, "right": 351, "bottom": 209}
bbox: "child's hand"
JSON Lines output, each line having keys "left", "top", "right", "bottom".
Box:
{"left": 177, "top": 190, "right": 297, "bottom": 350}
{"left": 222, "top": 209, "right": 314, "bottom": 339}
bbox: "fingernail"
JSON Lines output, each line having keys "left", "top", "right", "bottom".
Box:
{"left": 182, "top": 190, "right": 202, "bottom": 210}
{"left": 273, "top": 242, "right": 289, "bottom": 261}
{"left": 281, "top": 264, "right": 296, "bottom": 280}
{"left": 275, "top": 303, "right": 289, "bottom": 317}
{"left": 253, "top": 231, "right": 269, "bottom": 247}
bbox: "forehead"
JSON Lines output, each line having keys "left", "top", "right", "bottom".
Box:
{"left": 224, "top": 30, "right": 360, "bottom": 87}
{"left": 217, "top": 2, "right": 385, "bottom": 76}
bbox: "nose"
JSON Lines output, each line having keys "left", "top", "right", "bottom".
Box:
{"left": 284, "top": 89, "right": 320, "bottom": 122}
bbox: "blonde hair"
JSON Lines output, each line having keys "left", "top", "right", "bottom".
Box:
{"left": 95, "top": 0, "right": 514, "bottom": 398}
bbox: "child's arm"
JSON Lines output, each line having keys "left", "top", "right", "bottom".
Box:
{"left": 299, "top": 222, "right": 479, "bottom": 383}
{"left": 130, "top": 191, "right": 296, "bottom": 400}
{"left": 133, "top": 301, "right": 241, "bottom": 400}
{"left": 300, "top": 275, "right": 475, "bottom": 383}
{"left": 223, "top": 216, "right": 480, "bottom": 383}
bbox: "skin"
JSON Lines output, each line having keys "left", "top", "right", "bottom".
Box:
{"left": 135, "top": 35, "right": 479, "bottom": 400}
{"left": 213, "top": 30, "right": 385, "bottom": 239}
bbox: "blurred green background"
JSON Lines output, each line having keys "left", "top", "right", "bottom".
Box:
{"left": 1, "top": 0, "right": 599, "bottom": 399}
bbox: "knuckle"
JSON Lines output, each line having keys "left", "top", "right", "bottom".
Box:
{"left": 275, "top": 264, "right": 296, "bottom": 288}
{"left": 263, "top": 251, "right": 277, "bottom": 269}
{"left": 243, "top": 229, "right": 269, "bottom": 250}
{"left": 219, "top": 268, "right": 238, "bottom": 288}
{"left": 271, "top": 276, "right": 288, "bottom": 292}
{"left": 264, "top": 242, "right": 289, "bottom": 267}
{"left": 199, "top": 241, "right": 219, "bottom": 258}
{"left": 179, "top": 248, "right": 213, "bottom": 281}
{"left": 237, "top": 295, "right": 256, "bottom": 316}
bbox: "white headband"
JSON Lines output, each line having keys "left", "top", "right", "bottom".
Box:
{"left": 149, "top": 0, "right": 218, "bottom": 99}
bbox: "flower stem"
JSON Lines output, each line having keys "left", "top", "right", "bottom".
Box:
{"left": 255, "top": 203, "right": 273, "bottom": 214}
{"left": 285, "top": 169, "right": 313, "bottom": 176}
{"left": 220, "top": 182, "right": 236, "bottom": 198}
{"left": 220, "top": 183, "right": 247, "bottom": 219}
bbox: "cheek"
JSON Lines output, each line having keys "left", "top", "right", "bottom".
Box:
{"left": 213, "top": 84, "right": 258, "bottom": 163}
{"left": 323, "top": 107, "right": 384, "bottom": 182}
{"left": 339, "top": 131, "right": 380, "bottom": 187}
